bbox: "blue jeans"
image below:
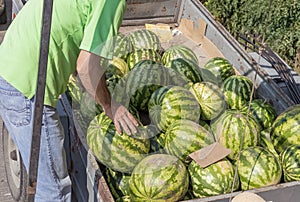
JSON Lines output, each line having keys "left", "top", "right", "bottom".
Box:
{"left": 0, "top": 76, "right": 71, "bottom": 202}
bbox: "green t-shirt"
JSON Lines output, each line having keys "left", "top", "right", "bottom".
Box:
{"left": 0, "top": 0, "right": 126, "bottom": 107}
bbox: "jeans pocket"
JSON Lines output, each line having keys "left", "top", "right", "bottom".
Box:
{"left": 0, "top": 81, "right": 31, "bottom": 127}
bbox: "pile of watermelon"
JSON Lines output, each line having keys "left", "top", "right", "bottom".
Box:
{"left": 66, "top": 29, "right": 300, "bottom": 201}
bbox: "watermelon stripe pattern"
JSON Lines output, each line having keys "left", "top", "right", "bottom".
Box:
{"left": 211, "top": 110, "right": 261, "bottom": 160}
{"left": 237, "top": 146, "right": 282, "bottom": 190}
{"left": 170, "top": 58, "right": 202, "bottom": 85}
{"left": 242, "top": 99, "right": 277, "bottom": 130}
{"left": 204, "top": 57, "right": 235, "bottom": 81}
{"left": 188, "top": 159, "right": 239, "bottom": 198}
{"left": 190, "top": 82, "right": 226, "bottom": 120}
{"left": 149, "top": 85, "right": 201, "bottom": 131}
{"left": 162, "top": 45, "right": 199, "bottom": 67}
{"left": 129, "top": 154, "right": 189, "bottom": 201}
{"left": 280, "top": 145, "right": 300, "bottom": 182}
{"left": 86, "top": 112, "right": 150, "bottom": 173}
{"left": 271, "top": 104, "right": 300, "bottom": 153}
{"left": 163, "top": 119, "right": 215, "bottom": 163}
{"left": 127, "top": 49, "right": 162, "bottom": 70}
{"left": 222, "top": 75, "right": 253, "bottom": 110}
{"left": 129, "top": 29, "right": 162, "bottom": 51}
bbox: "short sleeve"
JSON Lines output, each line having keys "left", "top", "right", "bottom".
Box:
{"left": 80, "top": 0, "right": 126, "bottom": 59}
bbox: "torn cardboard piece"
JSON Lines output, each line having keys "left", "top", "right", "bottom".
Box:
{"left": 189, "top": 142, "right": 231, "bottom": 168}
{"left": 145, "top": 23, "right": 173, "bottom": 43}
{"left": 178, "top": 18, "right": 224, "bottom": 60}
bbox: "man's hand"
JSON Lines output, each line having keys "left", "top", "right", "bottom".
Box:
{"left": 105, "top": 101, "right": 139, "bottom": 135}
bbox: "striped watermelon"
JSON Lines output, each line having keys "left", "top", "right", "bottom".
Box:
{"left": 260, "top": 128, "right": 279, "bottom": 158}
{"left": 66, "top": 73, "right": 84, "bottom": 107}
{"left": 162, "top": 45, "right": 198, "bottom": 67}
{"left": 129, "top": 154, "right": 189, "bottom": 201}
{"left": 190, "top": 82, "right": 227, "bottom": 120}
{"left": 105, "top": 168, "right": 131, "bottom": 199}
{"left": 270, "top": 104, "right": 300, "bottom": 153}
{"left": 105, "top": 57, "right": 129, "bottom": 78}
{"left": 127, "top": 49, "right": 162, "bottom": 70}
{"left": 79, "top": 91, "right": 103, "bottom": 120}
{"left": 169, "top": 58, "right": 202, "bottom": 85}
{"left": 237, "top": 146, "right": 282, "bottom": 190}
{"left": 242, "top": 99, "right": 277, "bottom": 129}
{"left": 110, "top": 33, "right": 132, "bottom": 60}
{"left": 222, "top": 75, "right": 254, "bottom": 110}
{"left": 128, "top": 29, "right": 162, "bottom": 51}
{"left": 163, "top": 119, "right": 215, "bottom": 163}
{"left": 123, "top": 61, "right": 179, "bottom": 112}
{"left": 204, "top": 57, "right": 235, "bottom": 81}
{"left": 280, "top": 144, "right": 300, "bottom": 182}
{"left": 86, "top": 112, "right": 150, "bottom": 173}
{"left": 188, "top": 159, "right": 239, "bottom": 198}
{"left": 148, "top": 85, "right": 201, "bottom": 132}
{"left": 211, "top": 109, "right": 261, "bottom": 160}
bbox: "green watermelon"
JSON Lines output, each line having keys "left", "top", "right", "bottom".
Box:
{"left": 211, "top": 109, "right": 261, "bottom": 160}
{"left": 129, "top": 154, "right": 189, "bottom": 201}
{"left": 163, "top": 119, "right": 215, "bottom": 163}
{"left": 105, "top": 57, "right": 129, "bottom": 78}
{"left": 66, "top": 73, "right": 84, "bottom": 107}
{"left": 127, "top": 49, "right": 162, "bottom": 70}
{"left": 169, "top": 58, "right": 202, "bottom": 85}
{"left": 190, "top": 81, "right": 227, "bottom": 120}
{"left": 242, "top": 99, "right": 277, "bottom": 129}
{"left": 260, "top": 128, "right": 279, "bottom": 158}
{"left": 111, "top": 33, "right": 132, "bottom": 60}
{"left": 188, "top": 159, "right": 239, "bottom": 198}
{"left": 203, "top": 57, "right": 235, "bottom": 81}
{"left": 79, "top": 91, "right": 103, "bottom": 120}
{"left": 86, "top": 112, "right": 150, "bottom": 173}
{"left": 270, "top": 104, "right": 300, "bottom": 153}
{"left": 123, "top": 61, "right": 182, "bottom": 112}
{"left": 105, "top": 168, "right": 131, "bottom": 199}
{"left": 222, "top": 75, "right": 254, "bottom": 110}
{"left": 280, "top": 144, "right": 300, "bottom": 182}
{"left": 128, "top": 29, "right": 162, "bottom": 51}
{"left": 237, "top": 146, "right": 282, "bottom": 190}
{"left": 148, "top": 85, "right": 201, "bottom": 132}
{"left": 162, "top": 45, "right": 198, "bottom": 67}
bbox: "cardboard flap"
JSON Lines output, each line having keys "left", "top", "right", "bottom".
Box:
{"left": 189, "top": 142, "right": 231, "bottom": 168}
{"left": 178, "top": 18, "right": 224, "bottom": 59}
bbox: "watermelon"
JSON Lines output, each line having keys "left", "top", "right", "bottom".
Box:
{"left": 260, "top": 128, "right": 279, "bottom": 158}
{"left": 86, "top": 112, "right": 150, "bottom": 173}
{"left": 242, "top": 99, "right": 277, "bottom": 129}
{"left": 127, "top": 49, "right": 162, "bottom": 70}
{"left": 148, "top": 85, "right": 201, "bottom": 132}
{"left": 211, "top": 109, "right": 261, "bottom": 160}
{"left": 105, "top": 57, "right": 129, "bottom": 78}
{"left": 203, "top": 57, "right": 235, "bottom": 81}
{"left": 190, "top": 81, "right": 227, "bottom": 120}
{"left": 270, "top": 104, "right": 300, "bottom": 153}
{"left": 79, "top": 91, "right": 103, "bottom": 120}
{"left": 122, "top": 61, "right": 184, "bottom": 112}
{"left": 128, "top": 29, "right": 162, "bottom": 51}
{"left": 280, "top": 144, "right": 300, "bottom": 182}
{"left": 163, "top": 119, "right": 215, "bottom": 163}
{"left": 105, "top": 168, "right": 131, "bottom": 199}
{"left": 169, "top": 58, "right": 202, "bottom": 85}
{"left": 222, "top": 75, "right": 254, "bottom": 110}
{"left": 129, "top": 154, "right": 189, "bottom": 201}
{"left": 110, "top": 33, "right": 132, "bottom": 60}
{"left": 237, "top": 146, "right": 282, "bottom": 190}
{"left": 188, "top": 159, "right": 239, "bottom": 198}
{"left": 162, "top": 45, "right": 198, "bottom": 67}
{"left": 66, "top": 73, "right": 84, "bottom": 107}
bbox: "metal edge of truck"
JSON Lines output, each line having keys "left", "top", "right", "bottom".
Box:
{"left": 60, "top": 0, "right": 300, "bottom": 201}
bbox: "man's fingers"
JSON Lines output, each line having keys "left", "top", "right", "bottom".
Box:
{"left": 114, "top": 120, "right": 122, "bottom": 135}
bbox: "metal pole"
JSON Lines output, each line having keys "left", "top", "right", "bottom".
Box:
{"left": 27, "top": 0, "right": 53, "bottom": 201}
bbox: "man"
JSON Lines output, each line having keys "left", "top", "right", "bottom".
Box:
{"left": 0, "top": 0, "right": 138, "bottom": 201}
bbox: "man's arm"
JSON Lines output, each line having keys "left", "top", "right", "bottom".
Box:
{"left": 76, "top": 50, "right": 138, "bottom": 135}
